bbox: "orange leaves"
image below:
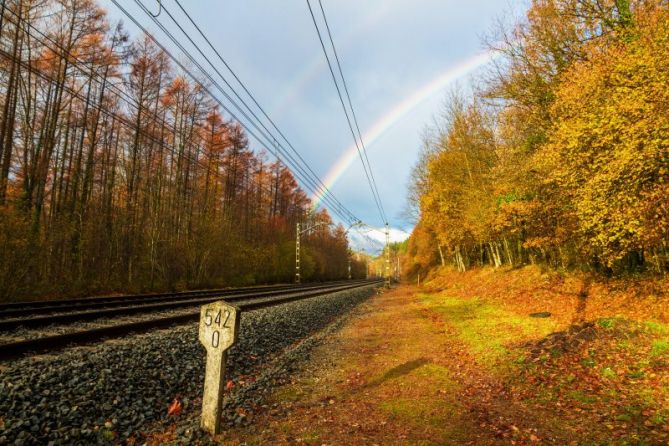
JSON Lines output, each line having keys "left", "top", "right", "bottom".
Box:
{"left": 167, "top": 399, "right": 182, "bottom": 416}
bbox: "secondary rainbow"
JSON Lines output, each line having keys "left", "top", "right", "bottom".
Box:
{"left": 312, "top": 50, "right": 495, "bottom": 208}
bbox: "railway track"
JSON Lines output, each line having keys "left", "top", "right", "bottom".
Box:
{"left": 0, "top": 279, "right": 381, "bottom": 359}
{"left": 0, "top": 280, "right": 354, "bottom": 316}
{"left": 0, "top": 280, "right": 369, "bottom": 330}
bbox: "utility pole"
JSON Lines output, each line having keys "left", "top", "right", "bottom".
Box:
{"left": 295, "top": 222, "right": 301, "bottom": 284}
{"left": 385, "top": 223, "right": 391, "bottom": 288}
{"left": 342, "top": 220, "right": 363, "bottom": 281}
{"left": 295, "top": 220, "right": 332, "bottom": 284}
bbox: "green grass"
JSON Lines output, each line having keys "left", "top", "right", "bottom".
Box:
{"left": 601, "top": 367, "right": 617, "bottom": 380}
{"left": 598, "top": 317, "right": 621, "bottom": 329}
{"left": 272, "top": 379, "right": 315, "bottom": 403}
{"left": 568, "top": 390, "right": 598, "bottom": 404}
{"left": 581, "top": 357, "right": 597, "bottom": 368}
{"left": 411, "top": 363, "right": 453, "bottom": 381}
{"left": 379, "top": 396, "right": 457, "bottom": 429}
{"left": 645, "top": 321, "right": 669, "bottom": 335}
{"left": 419, "top": 293, "right": 559, "bottom": 367}
{"left": 651, "top": 340, "right": 669, "bottom": 357}
{"left": 299, "top": 431, "right": 321, "bottom": 445}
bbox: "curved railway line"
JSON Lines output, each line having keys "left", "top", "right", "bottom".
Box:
{"left": 0, "top": 279, "right": 382, "bottom": 360}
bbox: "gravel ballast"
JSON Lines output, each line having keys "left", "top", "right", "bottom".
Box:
{"left": 0, "top": 285, "right": 377, "bottom": 445}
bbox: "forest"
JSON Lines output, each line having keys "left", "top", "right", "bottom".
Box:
{"left": 404, "top": 0, "right": 668, "bottom": 278}
{"left": 0, "top": 0, "right": 365, "bottom": 301}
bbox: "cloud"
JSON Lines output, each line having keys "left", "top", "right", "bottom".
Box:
{"left": 349, "top": 226, "right": 410, "bottom": 254}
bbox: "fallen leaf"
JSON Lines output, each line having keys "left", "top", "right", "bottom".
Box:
{"left": 167, "top": 399, "right": 182, "bottom": 416}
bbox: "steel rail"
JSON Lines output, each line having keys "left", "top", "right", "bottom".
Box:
{"left": 0, "top": 280, "right": 360, "bottom": 320}
{"left": 0, "top": 281, "right": 371, "bottom": 331}
{"left": 0, "top": 280, "right": 354, "bottom": 313}
{"left": 0, "top": 280, "right": 382, "bottom": 359}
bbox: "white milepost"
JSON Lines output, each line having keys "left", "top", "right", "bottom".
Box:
{"left": 199, "top": 301, "right": 240, "bottom": 435}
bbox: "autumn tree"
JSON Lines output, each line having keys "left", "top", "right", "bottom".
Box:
{"left": 406, "top": 0, "right": 668, "bottom": 276}
{"left": 0, "top": 0, "right": 357, "bottom": 300}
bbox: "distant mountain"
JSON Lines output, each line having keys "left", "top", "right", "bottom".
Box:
{"left": 348, "top": 226, "right": 411, "bottom": 255}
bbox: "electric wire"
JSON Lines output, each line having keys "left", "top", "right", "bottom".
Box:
{"left": 170, "top": 0, "right": 356, "bottom": 226}
{"left": 3, "top": 3, "right": 370, "bottom": 246}
{"left": 155, "top": 1, "right": 356, "bottom": 225}
{"left": 316, "top": 0, "right": 387, "bottom": 224}
{"left": 0, "top": 11, "right": 295, "bottom": 211}
{"left": 130, "top": 0, "right": 359, "bottom": 225}
{"left": 305, "top": 0, "right": 387, "bottom": 225}
{"left": 113, "top": 0, "right": 359, "bottom": 225}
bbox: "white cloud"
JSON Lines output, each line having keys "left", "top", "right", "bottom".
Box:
{"left": 348, "top": 226, "right": 410, "bottom": 254}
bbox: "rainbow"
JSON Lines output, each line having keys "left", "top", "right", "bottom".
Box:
{"left": 312, "top": 50, "right": 495, "bottom": 208}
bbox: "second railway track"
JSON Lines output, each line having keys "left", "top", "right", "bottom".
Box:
{"left": 0, "top": 279, "right": 382, "bottom": 359}
{"left": 0, "top": 280, "right": 371, "bottom": 331}
{"left": 0, "top": 280, "right": 357, "bottom": 317}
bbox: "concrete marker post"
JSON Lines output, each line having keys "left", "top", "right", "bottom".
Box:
{"left": 198, "top": 301, "right": 240, "bottom": 435}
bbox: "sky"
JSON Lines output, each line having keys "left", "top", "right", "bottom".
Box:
{"left": 100, "top": 0, "right": 521, "bottom": 249}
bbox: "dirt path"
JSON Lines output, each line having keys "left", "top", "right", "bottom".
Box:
{"left": 217, "top": 286, "right": 530, "bottom": 445}
{"left": 218, "top": 281, "right": 669, "bottom": 445}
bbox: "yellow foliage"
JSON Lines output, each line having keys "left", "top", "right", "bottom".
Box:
{"left": 407, "top": 1, "right": 669, "bottom": 274}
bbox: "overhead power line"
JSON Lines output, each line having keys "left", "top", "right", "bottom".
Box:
{"left": 134, "top": 0, "right": 360, "bottom": 226}
{"left": 159, "top": 0, "right": 355, "bottom": 224}
{"left": 4, "top": 6, "right": 351, "bottom": 219}
{"left": 133, "top": 0, "right": 354, "bottom": 225}
{"left": 316, "top": 0, "right": 387, "bottom": 224}
{"left": 111, "top": 0, "right": 360, "bottom": 225}
{"left": 1, "top": 8, "right": 284, "bottom": 202}
{"left": 170, "top": 0, "right": 356, "bottom": 226}
{"left": 305, "top": 0, "right": 387, "bottom": 225}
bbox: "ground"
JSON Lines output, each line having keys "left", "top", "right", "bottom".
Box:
{"left": 216, "top": 267, "right": 669, "bottom": 446}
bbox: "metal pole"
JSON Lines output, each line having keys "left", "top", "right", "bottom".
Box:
{"left": 348, "top": 257, "right": 351, "bottom": 280}
{"left": 295, "top": 222, "right": 301, "bottom": 284}
{"left": 385, "top": 223, "right": 391, "bottom": 288}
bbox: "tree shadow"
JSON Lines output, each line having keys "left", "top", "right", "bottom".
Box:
{"left": 363, "top": 357, "right": 431, "bottom": 389}
{"left": 572, "top": 275, "right": 592, "bottom": 324}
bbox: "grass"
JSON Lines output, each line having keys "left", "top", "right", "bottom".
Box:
{"left": 272, "top": 385, "right": 305, "bottom": 403}
{"left": 598, "top": 317, "right": 621, "bottom": 329}
{"left": 645, "top": 321, "right": 669, "bottom": 335}
{"left": 581, "top": 356, "right": 597, "bottom": 368}
{"left": 417, "top": 270, "right": 669, "bottom": 444}
{"left": 601, "top": 367, "right": 617, "bottom": 380}
{"left": 419, "top": 293, "right": 559, "bottom": 367}
{"left": 568, "top": 390, "right": 598, "bottom": 404}
{"left": 215, "top": 267, "right": 669, "bottom": 445}
{"left": 651, "top": 340, "right": 669, "bottom": 357}
{"left": 379, "top": 397, "right": 453, "bottom": 429}
{"left": 372, "top": 360, "right": 461, "bottom": 431}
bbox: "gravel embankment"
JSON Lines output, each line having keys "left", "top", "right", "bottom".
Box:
{"left": 0, "top": 285, "right": 376, "bottom": 445}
